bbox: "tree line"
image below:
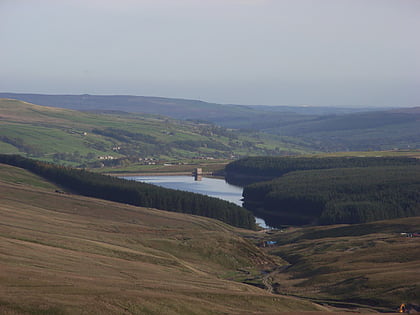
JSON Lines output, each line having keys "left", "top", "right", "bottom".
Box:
{"left": 242, "top": 165, "right": 420, "bottom": 227}
{"left": 0, "top": 154, "right": 256, "bottom": 229}
{"left": 92, "top": 127, "right": 159, "bottom": 144}
{"left": 0, "top": 136, "right": 42, "bottom": 156}
{"left": 225, "top": 156, "right": 420, "bottom": 185}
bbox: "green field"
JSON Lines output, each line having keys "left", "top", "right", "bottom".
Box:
{"left": 0, "top": 98, "right": 311, "bottom": 168}
{"left": 2, "top": 93, "right": 420, "bottom": 154}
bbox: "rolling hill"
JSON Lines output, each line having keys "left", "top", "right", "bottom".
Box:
{"left": 0, "top": 162, "right": 325, "bottom": 314}
{"left": 226, "top": 156, "right": 420, "bottom": 227}
{"left": 262, "top": 218, "right": 420, "bottom": 312}
{"left": 0, "top": 162, "right": 415, "bottom": 314}
{"left": 1, "top": 92, "right": 419, "bottom": 152}
{"left": 264, "top": 109, "right": 420, "bottom": 151}
{"left": 0, "top": 92, "right": 372, "bottom": 122}
{"left": 0, "top": 98, "right": 309, "bottom": 166}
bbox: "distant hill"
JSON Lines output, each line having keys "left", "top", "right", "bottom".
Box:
{"left": 0, "top": 92, "right": 244, "bottom": 119}
{"left": 0, "top": 98, "right": 309, "bottom": 166}
{"left": 264, "top": 109, "right": 420, "bottom": 151}
{"left": 268, "top": 110, "right": 420, "bottom": 134}
{"left": 0, "top": 92, "right": 375, "bottom": 114}
{"left": 390, "top": 106, "right": 420, "bottom": 114}
{"left": 1, "top": 92, "right": 419, "bottom": 151}
{"left": 0, "top": 92, "right": 374, "bottom": 129}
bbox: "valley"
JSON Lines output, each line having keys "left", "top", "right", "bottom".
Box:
{"left": 1, "top": 162, "right": 417, "bottom": 314}
{"left": 258, "top": 218, "right": 420, "bottom": 312}
{"left": 0, "top": 163, "right": 329, "bottom": 314}
{"left": 0, "top": 94, "right": 419, "bottom": 314}
{"left": 1, "top": 93, "right": 419, "bottom": 155}
{"left": 2, "top": 1, "right": 419, "bottom": 313}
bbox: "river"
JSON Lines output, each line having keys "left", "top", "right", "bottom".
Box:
{"left": 123, "top": 175, "right": 270, "bottom": 229}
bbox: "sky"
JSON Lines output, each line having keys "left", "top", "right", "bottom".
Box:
{"left": 0, "top": 0, "right": 419, "bottom": 107}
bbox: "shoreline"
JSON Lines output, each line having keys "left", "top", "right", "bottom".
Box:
{"left": 105, "top": 172, "right": 268, "bottom": 228}
{"left": 105, "top": 171, "right": 223, "bottom": 179}
{"left": 105, "top": 171, "right": 192, "bottom": 177}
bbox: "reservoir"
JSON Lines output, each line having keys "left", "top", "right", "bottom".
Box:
{"left": 123, "top": 175, "right": 269, "bottom": 229}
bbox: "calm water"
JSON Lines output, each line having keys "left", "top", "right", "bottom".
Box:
{"left": 123, "top": 175, "right": 269, "bottom": 228}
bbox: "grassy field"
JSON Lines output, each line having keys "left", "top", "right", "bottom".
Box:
{"left": 258, "top": 219, "right": 420, "bottom": 312}
{"left": 0, "top": 163, "right": 329, "bottom": 314}
{"left": 0, "top": 98, "right": 310, "bottom": 167}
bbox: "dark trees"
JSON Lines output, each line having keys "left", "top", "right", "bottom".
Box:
{"left": 0, "top": 154, "right": 256, "bottom": 229}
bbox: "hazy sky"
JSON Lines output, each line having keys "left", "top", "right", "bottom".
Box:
{"left": 1, "top": 0, "right": 419, "bottom": 106}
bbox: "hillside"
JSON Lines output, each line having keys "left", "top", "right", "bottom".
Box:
{"left": 226, "top": 156, "right": 420, "bottom": 227}
{"left": 225, "top": 155, "right": 420, "bottom": 185}
{"left": 0, "top": 163, "right": 325, "bottom": 314}
{"left": 0, "top": 154, "right": 256, "bottom": 229}
{"left": 0, "top": 163, "right": 414, "bottom": 314}
{"left": 0, "top": 98, "right": 308, "bottom": 166}
{"left": 0, "top": 92, "right": 372, "bottom": 123}
{"left": 0, "top": 93, "right": 318, "bottom": 131}
{"left": 264, "top": 110, "right": 420, "bottom": 151}
{"left": 2, "top": 93, "right": 419, "bottom": 152}
{"left": 0, "top": 92, "right": 255, "bottom": 119}
{"left": 243, "top": 165, "right": 420, "bottom": 227}
{"left": 261, "top": 218, "right": 420, "bottom": 312}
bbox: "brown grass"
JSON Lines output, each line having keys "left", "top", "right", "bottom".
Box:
{"left": 2, "top": 163, "right": 407, "bottom": 314}
{"left": 261, "top": 219, "right": 420, "bottom": 312}
{"left": 0, "top": 165, "right": 327, "bottom": 314}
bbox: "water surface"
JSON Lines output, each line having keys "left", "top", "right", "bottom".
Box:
{"left": 123, "top": 175, "right": 269, "bottom": 228}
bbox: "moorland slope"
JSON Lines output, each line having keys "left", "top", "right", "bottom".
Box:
{"left": 261, "top": 219, "right": 420, "bottom": 312}
{"left": 0, "top": 163, "right": 323, "bottom": 314}
{"left": 0, "top": 163, "right": 412, "bottom": 314}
